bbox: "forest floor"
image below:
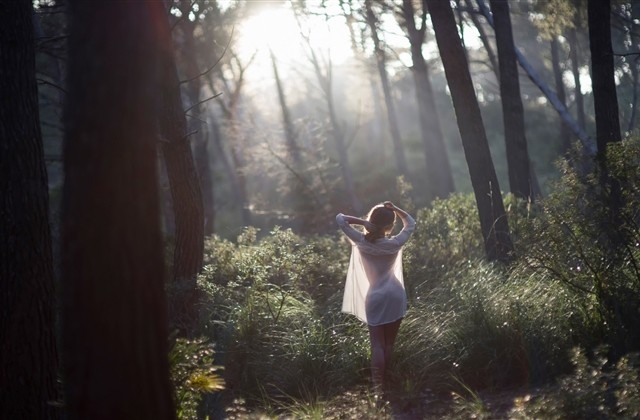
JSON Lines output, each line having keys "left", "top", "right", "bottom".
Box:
{"left": 221, "top": 384, "right": 547, "bottom": 419}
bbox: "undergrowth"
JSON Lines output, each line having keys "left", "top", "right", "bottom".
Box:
{"left": 178, "top": 139, "right": 640, "bottom": 418}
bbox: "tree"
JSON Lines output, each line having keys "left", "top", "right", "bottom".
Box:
{"left": 426, "top": 0, "right": 513, "bottom": 262}
{"left": 294, "top": 3, "right": 362, "bottom": 213}
{"left": 364, "top": 0, "right": 409, "bottom": 178}
{"left": 475, "top": 0, "right": 595, "bottom": 155}
{"left": 489, "top": 0, "right": 533, "bottom": 201}
{"left": 153, "top": 1, "right": 205, "bottom": 335}
{"left": 588, "top": 0, "right": 622, "bottom": 148}
{"left": 175, "top": 0, "right": 217, "bottom": 235}
{"left": 397, "top": 0, "right": 455, "bottom": 201}
{"left": 588, "top": 0, "right": 624, "bottom": 247}
{"left": 61, "top": 1, "right": 176, "bottom": 418}
{"left": 0, "top": 1, "right": 60, "bottom": 418}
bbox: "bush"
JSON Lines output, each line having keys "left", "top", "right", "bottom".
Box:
{"left": 517, "top": 139, "right": 640, "bottom": 357}
{"left": 196, "top": 227, "right": 369, "bottom": 405}
{"left": 510, "top": 347, "right": 640, "bottom": 419}
{"left": 169, "top": 337, "right": 224, "bottom": 420}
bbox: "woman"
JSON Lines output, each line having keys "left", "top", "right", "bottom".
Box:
{"left": 335, "top": 201, "right": 416, "bottom": 389}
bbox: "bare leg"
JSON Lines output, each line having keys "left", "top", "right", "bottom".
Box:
{"left": 368, "top": 319, "right": 402, "bottom": 389}
{"left": 368, "top": 324, "right": 386, "bottom": 389}
{"left": 382, "top": 319, "right": 402, "bottom": 384}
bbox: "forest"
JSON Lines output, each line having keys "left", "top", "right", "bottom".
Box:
{"left": 2, "top": 0, "right": 640, "bottom": 418}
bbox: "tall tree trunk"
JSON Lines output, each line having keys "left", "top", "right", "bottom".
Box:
{"left": 400, "top": 0, "right": 455, "bottom": 201}
{"left": 551, "top": 37, "right": 572, "bottom": 153}
{"left": 490, "top": 0, "right": 533, "bottom": 201}
{"left": 61, "top": 2, "right": 176, "bottom": 419}
{"left": 364, "top": 0, "right": 409, "bottom": 178}
{"left": 180, "top": 0, "right": 216, "bottom": 234}
{"left": 426, "top": 0, "right": 513, "bottom": 262}
{"left": 0, "top": 1, "right": 60, "bottom": 418}
{"left": 154, "top": 2, "right": 204, "bottom": 335}
{"left": 589, "top": 0, "right": 622, "bottom": 147}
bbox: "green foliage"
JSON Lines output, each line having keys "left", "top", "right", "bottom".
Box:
{"left": 169, "top": 336, "right": 224, "bottom": 420}
{"left": 197, "top": 227, "right": 369, "bottom": 405}
{"left": 509, "top": 347, "right": 640, "bottom": 419}
{"left": 193, "top": 144, "right": 640, "bottom": 416}
{"left": 516, "top": 139, "right": 640, "bottom": 355}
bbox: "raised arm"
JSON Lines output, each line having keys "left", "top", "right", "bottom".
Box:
{"left": 383, "top": 202, "right": 416, "bottom": 243}
{"left": 336, "top": 213, "right": 375, "bottom": 243}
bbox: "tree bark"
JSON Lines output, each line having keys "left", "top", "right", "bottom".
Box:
{"left": 0, "top": 1, "right": 60, "bottom": 418}
{"left": 426, "top": 0, "right": 513, "bottom": 262}
{"left": 588, "top": 0, "right": 622, "bottom": 148}
{"left": 61, "top": 1, "right": 176, "bottom": 418}
{"left": 490, "top": 0, "right": 533, "bottom": 201}
{"left": 399, "top": 0, "right": 455, "bottom": 201}
{"left": 179, "top": 0, "right": 216, "bottom": 235}
{"left": 364, "top": 0, "right": 409, "bottom": 178}
{"left": 154, "top": 2, "right": 205, "bottom": 335}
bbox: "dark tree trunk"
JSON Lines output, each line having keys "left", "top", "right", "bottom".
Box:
{"left": 426, "top": 0, "right": 513, "bottom": 262}
{"left": 61, "top": 2, "right": 176, "bottom": 419}
{"left": 399, "top": 0, "right": 455, "bottom": 201}
{"left": 154, "top": 2, "right": 205, "bottom": 335}
{"left": 364, "top": 0, "right": 409, "bottom": 178}
{"left": 0, "top": 1, "right": 60, "bottom": 418}
{"left": 589, "top": 0, "right": 622, "bottom": 148}
{"left": 490, "top": 0, "right": 533, "bottom": 201}
{"left": 179, "top": 0, "right": 216, "bottom": 235}
{"left": 551, "top": 37, "right": 572, "bottom": 153}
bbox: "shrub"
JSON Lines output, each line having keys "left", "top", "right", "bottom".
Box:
{"left": 517, "top": 139, "right": 640, "bottom": 357}
{"left": 510, "top": 347, "right": 640, "bottom": 419}
{"left": 169, "top": 336, "right": 224, "bottom": 420}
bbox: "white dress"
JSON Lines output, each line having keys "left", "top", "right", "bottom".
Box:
{"left": 336, "top": 212, "right": 416, "bottom": 326}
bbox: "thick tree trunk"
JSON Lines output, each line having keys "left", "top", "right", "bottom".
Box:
{"left": 426, "top": 0, "right": 513, "bottom": 262}
{"left": 365, "top": 0, "right": 409, "bottom": 178}
{"left": 400, "top": 0, "right": 455, "bottom": 201}
{"left": 154, "top": 2, "right": 205, "bottom": 335}
{"left": 61, "top": 2, "right": 176, "bottom": 419}
{"left": 0, "top": 1, "right": 60, "bottom": 418}
{"left": 490, "top": 0, "right": 533, "bottom": 201}
{"left": 588, "top": 0, "right": 622, "bottom": 148}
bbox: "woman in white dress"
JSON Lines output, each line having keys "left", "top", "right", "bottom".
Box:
{"left": 335, "top": 201, "right": 416, "bottom": 389}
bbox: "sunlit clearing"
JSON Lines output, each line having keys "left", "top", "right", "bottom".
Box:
{"left": 235, "top": 2, "right": 352, "bottom": 81}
